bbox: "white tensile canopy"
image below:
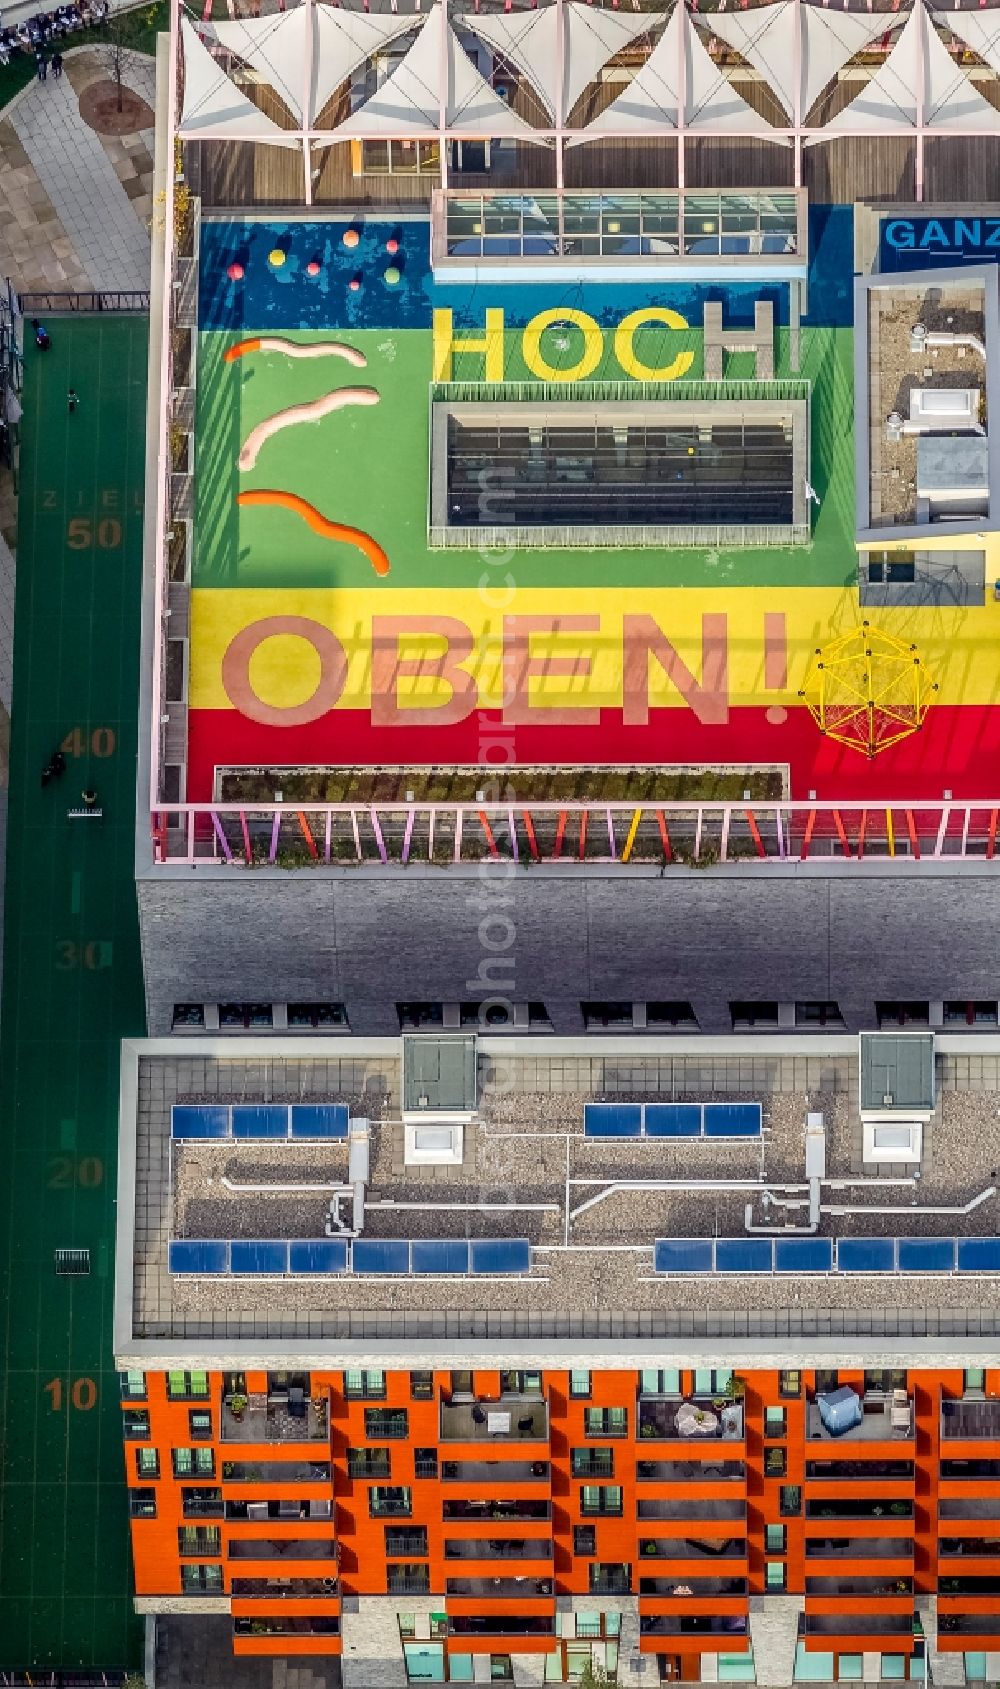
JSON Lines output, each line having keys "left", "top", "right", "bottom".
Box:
{"left": 819, "top": 0, "right": 1000, "bottom": 138}
{"left": 581, "top": 2, "right": 775, "bottom": 137}
{"left": 709, "top": 0, "right": 887, "bottom": 122}
{"left": 463, "top": 4, "right": 661, "bottom": 123}
{"left": 178, "top": 16, "right": 298, "bottom": 143}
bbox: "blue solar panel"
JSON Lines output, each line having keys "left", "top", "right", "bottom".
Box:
{"left": 644, "top": 1104, "right": 702, "bottom": 1138}
{"left": 470, "top": 1239, "right": 531, "bottom": 1275}
{"left": 352, "top": 1238, "right": 412, "bottom": 1275}
{"left": 715, "top": 1237, "right": 773, "bottom": 1274}
{"left": 653, "top": 1238, "right": 714, "bottom": 1275}
{"left": 232, "top": 1104, "right": 289, "bottom": 1139}
{"left": 703, "top": 1102, "right": 762, "bottom": 1138}
{"left": 230, "top": 1240, "right": 289, "bottom": 1274}
{"left": 584, "top": 1103, "right": 643, "bottom": 1138}
{"left": 171, "top": 1104, "right": 229, "bottom": 1139}
{"left": 774, "top": 1236, "right": 833, "bottom": 1275}
{"left": 289, "top": 1239, "right": 348, "bottom": 1274}
{"left": 897, "top": 1236, "right": 955, "bottom": 1274}
{"left": 168, "top": 1239, "right": 229, "bottom": 1274}
{"left": 411, "top": 1239, "right": 471, "bottom": 1275}
{"left": 957, "top": 1237, "right": 1000, "bottom": 1273}
{"left": 836, "top": 1237, "right": 895, "bottom": 1274}
{"left": 290, "top": 1103, "right": 348, "bottom": 1139}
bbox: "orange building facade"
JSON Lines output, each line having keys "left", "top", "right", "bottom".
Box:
{"left": 120, "top": 1361, "right": 1000, "bottom": 1685}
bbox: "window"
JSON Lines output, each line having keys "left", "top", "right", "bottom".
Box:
{"left": 136, "top": 1447, "right": 159, "bottom": 1480}
{"left": 410, "top": 1371, "right": 434, "bottom": 1400}
{"left": 167, "top": 1370, "right": 210, "bottom": 1402}
{"left": 460, "top": 1000, "right": 516, "bottom": 1028}
{"left": 765, "top": 1560, "right": 787, "bottom": 1591}
{"left": 414, "top": 1448, "right": 438, "bottom": 1480}
{"left": 387, "top": 1563, "right": 431, "bottom": 1595}
{"left": 765, "top": 1524, "right": 786, "bottom": 1554}
{"left": 764, "top": 1448, "right": 787, "bottom": 1478}
{"left": 344, "top": 1369, "right": 386, "bottom": 1400}
{"left": 880, "top": 1658, "right": 907, "bottom": 1681}
{"left": 120, "top": 1370, "right": 146, "bottom": 1400}
{"left": 780, "top": 1370, "right": 801, "bottom": 1398}
{"left": 944, "top": 1000, "right": 1000, "bottom": 1027}
{"left": 730, "top": 1000, "right": 779, "bottom": 1030}
{"left": 570, "top": 1371, "right": 591, "bottom": 1398}
{"left": 189, "top": 1409, "right": 213, "bottom": 1440}
{"left": 122, "top": 1409, "right": 149, "bottom": 1440}
{"left": 718, "top": 1653, "right": 756, "bottom": 1683}
{"left": 580, "top": 1485, "right": 623, "bottom": 1516}
{"left": 180, "top": 1563, "right": 223, "bottom": 1594}
{"left": 129, "top": 1488, "right": 156, "bottom": 1519}
{"left": 385, "top": 1527, "right": 428, "bottom": 1558}
{"left": 171, "top": 1003, "right": 204, "bottom": 1029}
{"left": 365, "top": 1408, "right": 408, "bottom": 1441}
{"left": 794, "top": 1001, "right": 845, "bottom": 1029}
{"left": 219, "top": 1001, "right": 273, "bottom": 1029}
{"left": 370, "top": 1486, "right": 412, "bottom": 1518}
{"left": 359, "top": 139, "right": 440, "bottom": 177}
{"left": 177, "top": 1525, "right": 221, "bottom": 1556}
{"left": 694, "top": 1369, "right": 733, "bottom": 1397}
{"left": 864, "top": 1369, "right": 907, "bottom": 1396}
{"left": 574, "top": 1526, "right": 596, "bottom": 1555}
{"left": 815, "top": 1369, "right": 838, "bottom": 1395}
{"left": 396, "top": 1002, "right": 444, "bottom": 1030}
{"left": 646, "top": 1000, "right": 699, "bottom": 1030}
{"left": 764, "top": 1407, "right": 786, "bottom": 1438}
{"left": 582, "top": 1001, "right": 633, "bottom": 1029}
{"left": 876, "top": 1000, "right": 929, "bottom": 1028}
{"left": 348, "top": 1448, "right": 391, "bottom": 1481}
{"left": 838, "top": 1658, "right": 863, "bottom": 1682}
{"left": 172, "top": 1448, "right": 214, "bottom": 1479}
{"left": 779, "top": 1485, "right": 801, "bottom": 1516}
{"left": 965, "top": 1368, "right": 986, "bottom": 1396}
{"left": 182, "top": 1487, "right": 223, "bottom": 1517}
{"left": 571, "top": 1448, "right": 614, "bottom": 1478}
{"left": 584, "top": 1406, "right": 627, "bottom": 1438}
{"left": 640, "top": 1369, "right": 680, "bottom": 1396}
{"left": 867, "top": 552, "right": 916, "bottom": 585}
{"left": 287, "top": 1001, "right": 349, "bottom": 1029}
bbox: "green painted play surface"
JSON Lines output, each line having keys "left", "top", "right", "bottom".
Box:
{"left": 0, "top": 317, "right": 147, "bottom": 1670}
{"left": 194, "top": 325, "right": 857, "bottom": 591}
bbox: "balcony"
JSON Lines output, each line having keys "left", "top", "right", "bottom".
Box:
{"left": 806, "top": 1396, "right": 913, "bottom": 1443}
{"left": 638, "top": 1400, "right": 744, "bottom": 1442}
{"left": 804, "top": 1537, "right": 913, "bottom": 1560}
{"left": 222, "top": 1460, "right": 331, "bottom": 1485}
{"left": 941, "top": 1460, "right": 1000, "bottom": 1481}
{"left": 444, "top": 1539, "right": 554, "bottom": 1561}
{"left": 936, "top": 1615, "right": 1000, "bottom": 1637}
{"left": 807, "top": 1577, "right": 913, "bottom": 1597}
{"left": 441, "top": 1461, "right": 549, "bottom": 1484}
{"left": 222, "top": 1395, "right": 328, "bottom": 1444}
{"left": 387, "top": 1572, "right": 431, "bottom": 1596}
{"left": 939, "top": 1575, "right": 1000, "bottom": 1595}
{"left": 804, "top": 1460, "right": 914, "bottom": 1482}
{"left": 940, "top": 1539, "right": 1000, "bottom": 1559}
{"left": 939, "top": 1499, "right": 1000, "bottom": 1520}
{"left": 638, "top": 1499, "right": 746, "bottom": 1523}
{"left": 443, "top": 1500, "right": 550, "bottom": 1522}
{"left": 440, "top": 1398, "right": 548, "bottom": 1442}
{"left": 637, "top": 1460, "right": 745, "bottom": 1483}
{"left": 226, "top": 1500, "right": 332, "bottom": 1522}
{"left": 804, "top": 1614, "right": 913, "bottom": 1637}
{"left": 640, "top": 1538, "right": 747, "bottom": 1562}
{"left": 228, "top": 1539, "right": 337, "bottom": 1561}
{"left": 942, "top": 1400, "right": 1000, "bottom": 1440}
{"left": 446, "top": 1577, "right": 553, "bottom": 1598}
{"left": 640, "top": 1616, "right": 748, "bottom": 1637}
{"left": 233, "top": 1617, "right": 339, "bottom": 1637}
{"left": 640, "top": 1577, "right": 747, "bottom": 1598}
{"left": 806, "top": 1499, "right": 913, "bottom": 1522}
{"left": 231, "top": 1578, "right": 338, "bottom": 1598}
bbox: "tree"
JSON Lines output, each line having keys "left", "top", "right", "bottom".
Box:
{"left": 577, "top": 1662, "right": 612, "bottom": 1689}
{"left": 100, "top": 7, "right": 129, "bottom": 114}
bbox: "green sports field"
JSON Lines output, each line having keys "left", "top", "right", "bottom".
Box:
{"left": 0, "top": 316, "right": 147, "bottom": 1670}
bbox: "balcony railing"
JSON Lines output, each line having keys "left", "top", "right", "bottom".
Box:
{"left": 226, "top": 1499, "right": 332, "bottom": 1522}
{"left": 231, "top": 1578, "right": 338, "bottom": 1598}
{"left": 637, "top": 1460, "right": 745, "bottom": 1483}
{"left": 939, "top": 1499, "right": 1000, "bottom": 1520}
{"left": 640, "top": 1576, "right": 747, "bottom": 1598}
{"left": 221, "top": 1396, "right": 328, "bottom": 1443}
{"left": 807, "top": 1577, "right": 913, "bottom": 1597}
{"left": 806, "top": 1397, "right": 913, "bottom": 1444}
{"left": 221, "top": 1461, "right": 330, "bottom": 1485}
{"left": 228, "top": 1538, "right": 337, "bottom": 1561}
{"left": 443, "top": 1500, "right": 550, "bottom": 1522}
{"left": 941, "top": 1460, "right": 1000, "bottom": 1480}
{"left": 387, "top": 1573, "right": 432, "bottom": 1596}
{"left": 939, "top": 1615, "right": 1000, "bottom": 1635}
{"left": 640, "top": 1616, "right": 749, "bottom": 1637}
{"left": 153, "top": 801, "right": 1000, "bottom": 870}
{"left": 940, "top": 1539, "right": 1000, "bottom": 1559}
{"left": 806, "top": 1500, "right": 913, "bottom": 1522}
{"left": 385, "top": 1534, "right": 428, "bottom": 1558}
{"left": 942, "top": 1400, "right": 1000, "bottom": 1440}
{"left": 233, "top": 1617, "right": 339, "bottom": 1637}
{"left": 805, "top": 1536, "right": 913, "bottom": 1560}
{"left": 805, "top": 1461, "right": 914, "bottom": 1482}
{"left": 440, "top": 1398, "right": 548, "bottom": 1442}
{"left": 446, "top": 1577, "right": 554, "bottom": 1598}
{"left": 448, "top": 1617, "right": 555, "bottom": 1637}
{"left": 638, "top": 1400, "right": 745, "bottom": 1442}
{"left": 441, "top": 1461, "right": 549, "bottom": 1484}
{"left": 640, "top": 1538, "right": 747, "bottom": 1562}
{"left": 638, "top": 1499, "right": 746, "bottom": 1522}
{"left": 804, "top": 1614, "right": 913, "bottom": 1637}
{"left": 939, "top": 1576, "right": 1000, "bottom": 1595}
{"left": 444, "top": 1539, "right": 554, "bottom": 1561}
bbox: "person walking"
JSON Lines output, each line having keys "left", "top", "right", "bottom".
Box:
{"left": 51, "top": 49, "right": 62, "bottom": 75}
{"left": 81, "top": 788, "right": 98, "bottom": 809}
{"left": 67, "top": 387, "right": 79, "bottom": 414}
{"left": 32, "top": 319, "right": 50, "bottom": 351}
{"left": 35, "top": 49, "right": 46, "bottom": 78}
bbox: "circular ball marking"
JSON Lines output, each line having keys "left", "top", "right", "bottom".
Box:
{"left": 765, "top": 705, "right": 788, "bottom": 726}
{"left": 386, "top": 237, "right": 400, "bottom": 255}
{"left": 342, "top": 228, "right": 361, "bottom": 249}
{"left": 384, "top": 265, "right": 401, "bottom": 287}
{"left": 306, "top": 261, "right": 321, "bottom": 277}
{"left": 227, "top": 261, "right": 244, "bottom": 282}
{"left": 268, "top": 248, "right": 286, "bottom": 268}
{"left": 348, "top": 277, "right": 362, "bottom": 293}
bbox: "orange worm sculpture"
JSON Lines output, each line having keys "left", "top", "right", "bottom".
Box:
{"left": 224, "top": 337, "right": 367, "bottom": 366}
{"left": 237, "top": 489, "right": 390, "bottom": 577}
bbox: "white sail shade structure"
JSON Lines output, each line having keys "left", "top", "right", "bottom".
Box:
{"left": 819, "top": 0, "right": 1000, "bottom": 138}
{"left": 208, "top": 7, "right": 419, "bottom": 127}
{"left": 463, "top": 4, "right": 662, "bottom": 123}
{"left": 332, "top": 2, "right": 545, "bottom": 140}
{"left": 178, "top": 16, "right": 299, "bottom": 143}
{"left": 580, "top": 2, "right": 776, "bottom": 137}
{"left": 937, "top": 4, "right": 1000, "bottom": 78}
{"left": 709, "top": 0, "right": 887, "bottom": 122}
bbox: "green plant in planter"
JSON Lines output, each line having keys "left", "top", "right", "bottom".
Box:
{"left": 229, "top": 1393, "right": 248, "bottom": 1419}
{"left": 640, "top": 1421, "right": 656, "bottom": 1438}
{"left": 124, "top": 1675, "right": 146, "bottom": 1689}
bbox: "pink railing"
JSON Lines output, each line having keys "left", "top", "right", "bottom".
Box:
{"left": 150, "top": 801, "right": 1000, "bottom": 868}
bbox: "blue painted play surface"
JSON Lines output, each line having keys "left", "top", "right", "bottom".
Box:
{"left": 198, "top": 205, "right": 857, "bottom": 334}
